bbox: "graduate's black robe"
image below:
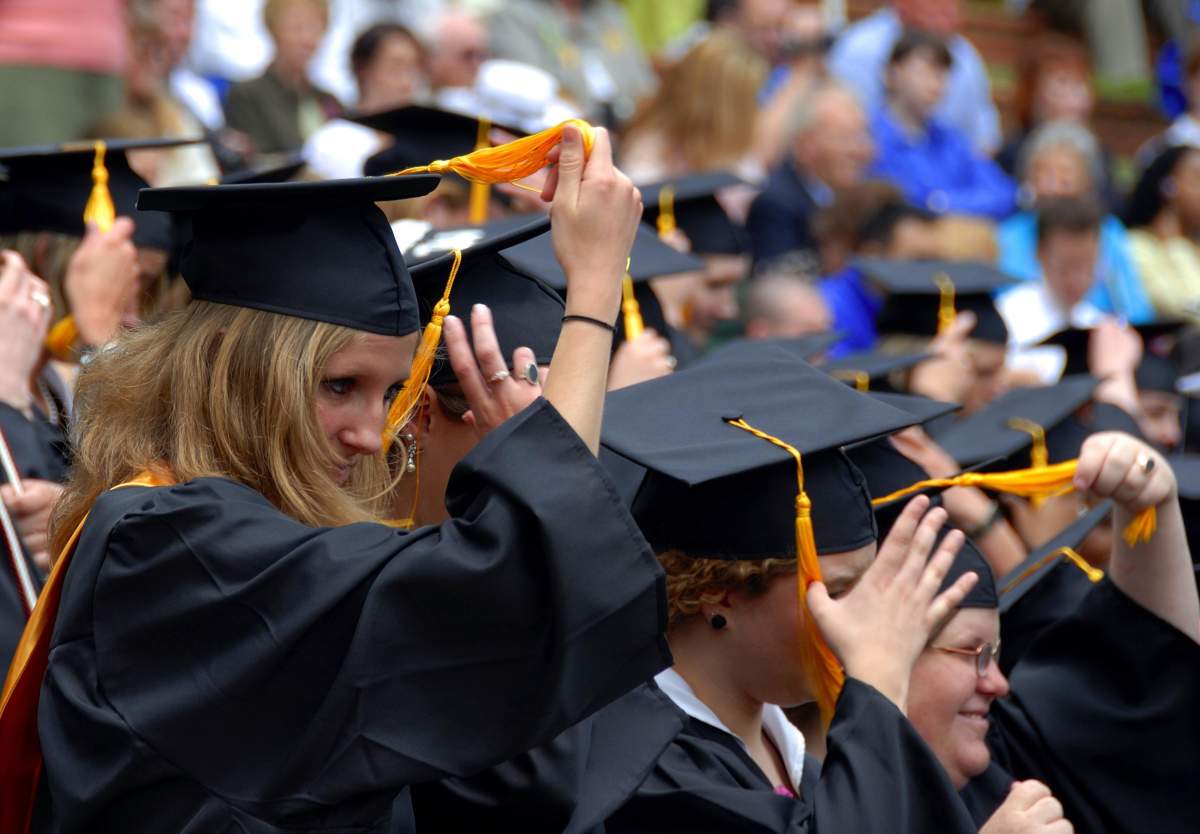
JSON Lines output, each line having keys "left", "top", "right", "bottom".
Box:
{"left": 962, "top": 580, "right": 1200, "bottom": 834}
{"left": 0, "top": 400, "right": 71, "bottom": 485}
{"left": 602, "top": 678, "right": 979, "bottom": 834}
{"left": 32, "top": 400, "right": 671, "bottom": 833}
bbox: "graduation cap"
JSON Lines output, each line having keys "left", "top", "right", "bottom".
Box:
{"left": 137, "top": 174, "right": 440, "bottom": 337}
{"left": 217, "top": 156, "right": 306, "bottom": 185}
{"left": 822, "top": 349, "right": 929, "bottom": 392}
{"left": 406, "top": 216, "right": 563, "bottom": 388}
{"left": 930, "top": 376, "right": 1099, "bottom": 470}
{"left": 602, "top": 355, "right": 917, "bottom": 723}
{"left": 0, "top": 137, "right": 206, "bottom": 251}
{"left": 356, "top": 104, "right": 525, "bottom": 177}
{"left": 639, "top": 171, "right": 749, "bottom": 256}
{"left": 1037, "top": 321, "right": 1188, "bottom": 390}
{"left": 696, "top": 333, "right": 840, "bottom": 367}
{"left": 866, "top": 391, "right": 960, "bottom": 424}
{"left": 860, "top": 258, "right": 1016, "bottom": 345}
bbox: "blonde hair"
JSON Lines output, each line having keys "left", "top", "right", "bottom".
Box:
{"left": 657, "top": 550, "right": 794, "bottom": 629}
{"left": 51, "top": 300, "right": 396, "bottom": 555}
{"left": 623, "top": 31, "right": 767, "bottom": 173}
{"left": 263, "top": 0, "right": 329, "bottom": 31}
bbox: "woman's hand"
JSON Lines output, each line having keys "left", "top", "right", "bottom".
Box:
{"left": 64, "top": 218, "right": 139, "bottom": 348}
{"left": 0, "top": 251, "right": 53, "bottom": 410}
{"left": 1073, "top": 432, "right": 1174, "bottom": 512}
{"left": 443, "top": 305, "right": 541, "bottom": 440}
{"left": 908, "top": 310, "right": 976, "bottom": 404}
{"left": 807, "top": 496, "right": 977, "bottom": 712}
{"left": 607, "top": 329, "right": 676, "bottom": 390}
{"left": 980, "top": 781, "right": 1074, "bottom": 834}
{"left": 0, "top": 479, "right": 63, "bottom": 571}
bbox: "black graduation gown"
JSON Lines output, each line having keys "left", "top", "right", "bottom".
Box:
{"left": 604, "top": 678, "right": 980, "bottom": 834}
{"left": 997, "top": 558, "right": 1096, "bottom": 676}
{"left": 32, "top": 400, "right": 671, "bottom": 833}
{"left": 407, "top": 682, "right": 686, "bottom": 834}
{"left": 0, "top": 400, "right": 71, "bottom": 485}
{"left": 962, "top": 580, "right": 1200, "bottom": 834}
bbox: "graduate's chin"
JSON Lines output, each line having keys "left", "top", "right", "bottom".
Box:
{"left": 949, "top": 717, "right": 993, "bottom": 779}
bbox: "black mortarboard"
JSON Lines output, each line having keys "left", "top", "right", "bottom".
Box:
{"left": 406, "top": 216, "right": 563, "bottom": 386}
{"left": 639, "top": 171, "right": 749, "bottom": 256}
{"left": 823, "top": 349, "right": 930, "bottom": 391}
{"left": 356, "top": 105, "right": 525, "bottom": 177}
{"left": 218, "top": 156, "right": 306, "bottom": 185}
{"left": 861, "top": 258, "right": 1016, "bottom": 344}
{"left": 696, "top": 333, "right": 840, "bottom": 367}
{"left": 939, "top": 536, "right": 997, "bottom": 609}
{"left": 0, "top": 137, "right": 206, "bottom": 251}
{"left": 1037, "top": 321, "right": 1188, "bottom": 388}
{"left": 501, "top": 220, "right": 704, "bottom": 293}
{"left": 137, "top": 175, "right": 440, "bottom": 336}
{"left": 930, "top": 376, "right": 1099, "bottom": 469}
{"left": 867, "top": 391, "right": 960, "bottom": 424}
{"left": 602, "top": 357, "right": 917, "bottom": 558}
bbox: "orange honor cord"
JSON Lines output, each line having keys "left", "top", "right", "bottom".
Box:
{"left": 725, "top": 418, "right": 845, "bottom": 728}
{"left": 391, "top": 119, "right": 596, "bottom": 191}
{"left": 0, "top": 470, "right": 173, "bottom": 834}
{"left": 869, "top": 460, "right": 1157, "bottom": 548}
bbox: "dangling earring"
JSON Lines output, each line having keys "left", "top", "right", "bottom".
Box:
{"left": 402, "top": 433, "right": 418, "bottom": 474}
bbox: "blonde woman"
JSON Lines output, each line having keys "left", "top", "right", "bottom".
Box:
{"left": 17, "top": 128, "right": 669, "bottom": 832}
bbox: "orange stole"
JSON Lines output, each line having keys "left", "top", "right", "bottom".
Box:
{"left": 0, "top": 471, "right": 173, "bottom": 834}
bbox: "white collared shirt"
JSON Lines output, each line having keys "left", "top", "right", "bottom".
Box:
{"left": 654, "top": 668, "right": 806, "bottom": 794}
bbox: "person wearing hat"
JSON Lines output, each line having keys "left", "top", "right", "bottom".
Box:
{"left": 3, "top": 126, "right": 673, "bottom": 833}
{"left": 903, "top": 431, "right": 1200, "bottom": 834}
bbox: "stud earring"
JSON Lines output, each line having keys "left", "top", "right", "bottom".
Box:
{"left": 401, "top": 433, "right": 418, "bottom": 474}
{"left": 710, "top": 614, "right": 727, "bottom": 630}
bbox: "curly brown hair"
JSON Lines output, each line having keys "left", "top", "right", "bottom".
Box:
{"left": 657, "top": 550, "right": 795, "bottom": 629}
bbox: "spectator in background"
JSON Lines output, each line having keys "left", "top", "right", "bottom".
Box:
{"left": 620, "top": 31, "right": 768, "bottom": 183}
{"left": 828, "top": 0, "right": 1001, "bottom": 156}
{"left": 304, "top": 23, "right": 425, "bottom": 180}
{"left": 157, "top": 0, "right": 223, "bottom": 133}
{"left": 868, "top": 30, "right": 1016, "bottom": 220}
{"left": 1164, "top": 36, "right": 1200, "bottom": 147}
{"left": 747, "top": 80, "right": 873, "bottom": 273}
{"left": 424, "top": 8, "right": 490, "bottom": 93}
{"left": 224, "top": 0, "right": 341, "bottom": 157}
{"left": 1124, "top": 144, "right": 1200, "bottom": 322}
{"left": 996, "top": 121, "right": 1154, "bottom": 324}
{"left": 997, "top": 197, "right": 1106, "bottom": 355}
{"left": 0, "top": 0, "right": 128, "bottom": 146}
{"left": 486, "top": 0, "right": 655, "bottom": 126}
{"left": 741, "top": 270, "right": 832, "bottom": 339}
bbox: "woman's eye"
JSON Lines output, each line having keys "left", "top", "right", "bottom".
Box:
{"left": 384, "top": 383, "right": 404, "bottom": 404}
{"left": 323, "top": 378, "right": 354, "bottom": 396}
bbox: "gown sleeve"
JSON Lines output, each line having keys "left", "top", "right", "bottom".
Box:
{"left": 988, "top": 579, "right": 1200, "bottom": 834}
{"left": 0, "top": 403, "right": 70, "bottom": 483}
{"left": 605, "top": 678, "right": 980, "bottom": 834}
{"left": 87, "top": 399, "right": 671, "bottom": 816}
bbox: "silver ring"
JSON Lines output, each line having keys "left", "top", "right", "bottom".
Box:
{"left": 664, "top": 355, "right": 678, "bottom": 370}
{"left": 1137, "top": 453, "right": 1155, "bottom": 475}
{"left": 30, "top": 289, "right": 50, "bottom": 308}
{"left": 520, "top": 363, "right": 540, "bottom": 385}
{"left": 487, "top": 369, "right": 511, "bottom": 384}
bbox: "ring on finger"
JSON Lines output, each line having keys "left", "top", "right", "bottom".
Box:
{"left": 30, "top": 289, "right": 50, "bottom": 308}
{"left": 664, "top": 355, "right": 678, "bottom": 370}
{"left": 1136, "top": 453, "right": 1155, "bottom": 475}
{"left": 487, "top": 369, "right": 511, "bottom": 384}
{"left": 519, "top": 363, "right": 539, "bottom": 385}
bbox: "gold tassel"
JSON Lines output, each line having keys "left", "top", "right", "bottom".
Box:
{"left": 832, "top": 369, "right": 870, "bottom": 392}
{"left": 726, "top": 417, "right": 845, "bottom": 728}
{"left": 43, "top": 316, "right": 78, "bottom": 362}
{"left": 382, "top": 250, "right": 463, "bottom": 454}
{"left": 82, "top": 141, "right": 115, "bottom": 232}
{"left": 1006, "top": 417, "right": 1049, "bottom": 507}
{"left": 467, "top": 117, "right": 492, "bottom": 224}
{"left": 391, "top": 119, "right": 596, "bottom": 191}
{"left": 621, "top": 257, "right": 643, "bottom": 342}
{"left": 869, "top": 460, "right": 1157, "bottom": 547}
{"left": 656, "top": 185, "right": 677, "bottom": 239}
{"left": 1000, "top": 545, "right": 1104, "bottom": 595}
{"left": 934, "top": 272, "right": 956, "bottom": 336}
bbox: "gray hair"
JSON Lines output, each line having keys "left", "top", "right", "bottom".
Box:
{"left": 1017, "top": 120, "right": 1104, "bottom": 191}
{"left": 785, "top": 79, "right": 864, "bottom": 143}
{"left": 742, "top": 269, "right": 822, "bottom": 327}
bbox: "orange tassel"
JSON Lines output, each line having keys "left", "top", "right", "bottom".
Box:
{"left": 934, "top": 272, "right": 956, "bottom": 336}
{"left": 391, "top": 119, "right": 596, "bottom": 189}
{"left": 656, "top": 185, "right": 677, "bottom": 239}
{"left": 382, "top": 250, "right": 463, "bottom": 454}
{"left": 869, "top": 460, "right": 1158, "bottom": 547}
{"left": 467, "top": 117, "right": 491, "bottom": 224}
{"left": 621, "top": 254, "right": 643, "bottom": 342}
{"left": 1000, "top": 545, "right": 1104, "bottom": 596}
{"left": 82, "top": 141, "right": 115, "bottom": 232}
{"left": 726, "top": 417, "right": 845, "bottom": 728}
{"left": 43, "top": 316, "right": 78, "bottom": 362}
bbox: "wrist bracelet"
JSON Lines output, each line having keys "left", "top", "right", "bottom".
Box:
{"left": 562, "top": 313, "right": 616, "bottom": 333}
{"left": 966, "top": 501, "right": 1005, "bottom": 541}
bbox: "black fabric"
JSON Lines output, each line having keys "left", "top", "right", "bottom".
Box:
{"left": 604, "top": 678, "right": 980, "bottom": 834}
{"left": 697, "top": 334, "right": 840, "bottom": 367}
{"left": 351, "top": 104, "right": 524, "bottom": 174}
{"left": 823, "top": 350, "right": 930, "bottom": 389}
{"left": 409, "top": 682, "right": 686, "bottom": 834}
{"left": 639, "top": 171, "right": 748, "bottom": 256}
{"left": 974, "top": 580, "right": 1200, "bottom": 834}
{"left": 32, "top": 399, "right": 671, "bottom": 833}
{"left": 0, "top": 404, "right": 70, "bottom": 485}
{"left": 138, "top": 175, "right": 440, "bottom": 337}
{"left": 746, "top": 158, "right": 821, "bottom": 272}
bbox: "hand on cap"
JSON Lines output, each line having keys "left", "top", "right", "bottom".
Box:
{"left": 807, "top": 496, "right": 976, "bottom": 712}
{"left": 443, "top": 305, "right": 541, "bottom": 439}
{"left": 981, "top": 780, "right": 1074, "bottom": 834}
{"left": 542, "top": 124, "right": 642, "bottom": 324}
{"left": 0, "top": 251, "right": 53, "bottom": 409}
{"left": 909, "top": 310, "right": 975, "bottom": 404}
{"left": 1073, "top": 432, "right": 1175, "bottom": 514}
{"left": 0, "top": 479, "right": 62, "bottom": 572}
{"left": 607, "top": 329, "right": 676, "bottom": 390}
{"left": 65, "top": 217, "right": 139, "bottom": 348}
{"left": 1088, "top": 318, "right": 1142, "bottom": 379}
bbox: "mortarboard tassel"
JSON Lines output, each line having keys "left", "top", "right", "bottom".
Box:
{"left": 655, "top": 185, "right": 677, "bottom": 239}
{"left": 1006, "top": 417, "right": 1049, "bottom": 507}
{"left": 726, "top": 417, "right": 845, "bottom": 728}
{"left": 832, "top": 369, "right": 871, "bottom": 392}
{"left": 390, "top": 119, "right": 596, "bottom": 190}
{"left": 1000, "top": 545, "right": 1104, "bottom": 596}
{"left": 869, "top": 460, "right": 1158, "bottom": 548}
{"left": 621, "top": 257, "right": 644, "bottom": 342}
{"left": 934, "top": 272, "right": 956, "bottom": 336}
{"left": 82, "top": 141, "right": 115, "bottom": 232}
{"left": 467, "top": 117, "right": 492, "bottom": 225}
{"left": 382, "top": 250, "right": 464, "bottom": 455}
{"left": 43, "top": 316, "right": 78, "bottom": 362}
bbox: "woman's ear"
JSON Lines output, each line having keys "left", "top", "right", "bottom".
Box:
{"left": 699, "top": 591, "right": 735, "bottom": 628}
{"left": 411, "top": 389, "right": 436, "bottom": 438}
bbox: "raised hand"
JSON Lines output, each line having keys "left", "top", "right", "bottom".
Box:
{"left": 64, "top": 217, "right": 139, "bottom": 348}
{"left": 607, "top": 329, "right": 676, "bottom": 390}
{"left": 0, "top": 479, "right": 63, "bottom": 571}
{"left": 807, "top": 496, "right": 977, "bottom": 712}
{"left": 1073, "top": 432, "right": 1173, "bottom": 514}
{"left": 0, "top": 251, "right": 53, "bottom": 411}
{"left": 444, "top": 305, "right": 541, "bottom": 440}
{"left": 980, "top": 780, "right": 1074, "bottom": 834}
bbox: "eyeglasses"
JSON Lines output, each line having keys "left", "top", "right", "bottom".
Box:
{"left": 934, "top": 639, "right": 1001, "bottom": 677}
